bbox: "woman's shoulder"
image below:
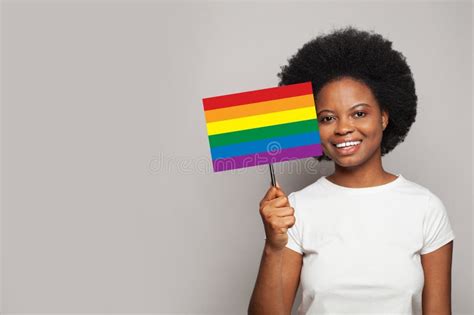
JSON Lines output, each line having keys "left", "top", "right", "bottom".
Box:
{"left": 400, "top": 176, "right": 449, "bottom": 211}
{"left": 395, "top": 174, "right": 440, "bottom": 199}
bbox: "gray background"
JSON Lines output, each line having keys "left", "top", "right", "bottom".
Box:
{"left": 1, "top": 0, "right": 472, "bottom": 314}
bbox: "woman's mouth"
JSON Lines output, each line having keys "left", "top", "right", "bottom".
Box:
{"left": 332, "top": 140, "right": 362, "bottom": 155}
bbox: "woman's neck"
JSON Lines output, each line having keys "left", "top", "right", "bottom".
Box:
{"left": 326, "top": 151, "right": 397, "bottom": 188}
{"left": 327, "top": 169, "right": 397, "bottom": 188}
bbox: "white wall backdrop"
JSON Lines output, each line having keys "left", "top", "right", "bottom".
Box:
{"left": 1, "top": 0, "right": 472, "bottom": 314}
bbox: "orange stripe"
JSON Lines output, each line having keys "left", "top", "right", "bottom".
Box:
{"left": 204, "top": 94, "right": 315, "bottom": 122}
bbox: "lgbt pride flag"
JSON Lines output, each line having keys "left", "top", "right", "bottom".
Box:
{"left": 202, "top": 82, "right": 322, "bottom": 172}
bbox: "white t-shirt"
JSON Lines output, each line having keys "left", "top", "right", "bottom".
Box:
{"left": 285, "top": 174, "right": 456, "bottom": 315}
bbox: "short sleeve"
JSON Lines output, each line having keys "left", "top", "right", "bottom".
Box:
{"left": 285, "top": 192, "right": 303, "bottom": 255}
{"left": 420, "top": 192, "right": 456, "bottom": 255}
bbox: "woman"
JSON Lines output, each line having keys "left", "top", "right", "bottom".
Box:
{"left": 248, "top": 26, "right": 455, "bottom": 315}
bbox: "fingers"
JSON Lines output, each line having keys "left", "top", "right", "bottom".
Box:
{"left": 280, "top": 215, "right": 296, "bottom": 228}
{"left": 270, "top": 196, "right": 290, "bottom": 208}
{"left": 261, "top": 195, "right": 289, "bottom": 213}
{"left": 260, "top": 202, "right": 293, "bottom": 221}
{"left": 258, "top": 181, "right": 296, "bottom": 251}
{"left": 275, "top": 206, "right": 295, "bottom": 217}
{"left": 267, "top": 215, "right": 296, "bottom": 234}
{"left": 261, "top": 185, "right": 286, "bottom": 205}
{"left": 261, "top": 186, "right": 274, "bottom": 203}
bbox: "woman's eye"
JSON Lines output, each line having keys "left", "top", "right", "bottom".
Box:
{"left": 320, "top": 116, "right": 334, "bottom": 122}
{"left": 320, "top": 116, "right": 333, "bottom": 123}
{"left": 355, "top": 111, "right": 366, "bottom": 118}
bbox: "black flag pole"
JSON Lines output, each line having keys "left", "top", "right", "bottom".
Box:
{"left": 269, "top": 163, "right": 276, "bottom": 187}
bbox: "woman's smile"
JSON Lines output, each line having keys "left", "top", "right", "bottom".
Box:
{"left": 332, "top": 139, "right": 362, "bottom": 156}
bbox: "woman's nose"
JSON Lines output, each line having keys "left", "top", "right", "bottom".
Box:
{"left": 334, "top": 117, "right": 354, "bottom": 135}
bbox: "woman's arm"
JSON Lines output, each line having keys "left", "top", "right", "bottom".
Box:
{"left": 421, "top": 241, "right": 454, "bottom": 315}
{"left": 248, "top": 243, "right": 302, "bottom": 315}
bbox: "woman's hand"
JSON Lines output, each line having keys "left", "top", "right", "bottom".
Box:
{"left": 259, "top": 181, "right": 296, "bottom": 252}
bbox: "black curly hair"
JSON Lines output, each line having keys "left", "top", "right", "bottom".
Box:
{"left": 277, "top": 25, "right": 417, "bottom": 162}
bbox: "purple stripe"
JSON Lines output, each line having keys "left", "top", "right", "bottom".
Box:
{"left": 212, "top": 143, "right": 323, "bottom": 172}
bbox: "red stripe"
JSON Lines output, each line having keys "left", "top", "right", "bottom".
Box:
{"left": 202, "top": 82, "right": 313, "bottom": 111}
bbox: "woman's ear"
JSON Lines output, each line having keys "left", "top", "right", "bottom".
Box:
{"left": 382, "top": 110, "right": 389, "bottom": 130}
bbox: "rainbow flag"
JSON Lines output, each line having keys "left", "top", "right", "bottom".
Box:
{"left": 202, "top": 82, "right": 322, "bottom": 172}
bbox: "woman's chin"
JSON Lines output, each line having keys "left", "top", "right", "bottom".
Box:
{"left": 331, "top": 155, "right": 362, "bottom": 168}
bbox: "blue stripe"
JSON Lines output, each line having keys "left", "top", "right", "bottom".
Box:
{"left": 211, "top": 131, "right": 321, "bottom": 160}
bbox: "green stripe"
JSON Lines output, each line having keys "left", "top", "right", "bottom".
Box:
{"left": 209, "top": 119, "right": 319, "bottom": 148}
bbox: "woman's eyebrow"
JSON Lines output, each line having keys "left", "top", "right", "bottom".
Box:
{"left": 317, "top": 103, "right": 371, "bottom": 115}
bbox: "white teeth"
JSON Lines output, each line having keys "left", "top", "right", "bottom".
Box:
{"left": 335, "top": 141, "right": 361, "bottom": 148}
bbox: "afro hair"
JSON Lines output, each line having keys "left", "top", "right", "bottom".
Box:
{"left": 277, "top": 25, "right": 417, "bottom": 162}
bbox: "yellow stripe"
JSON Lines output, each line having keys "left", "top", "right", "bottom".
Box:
{"left": 206, "top": 106, "right": 317, "bottom": 136}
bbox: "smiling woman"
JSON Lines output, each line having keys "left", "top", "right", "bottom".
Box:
{"left": 248, "top": 26, "right": 455, "bottom": 315}
{"left": 278, "top": 26, "right": 417, "bottom": 165}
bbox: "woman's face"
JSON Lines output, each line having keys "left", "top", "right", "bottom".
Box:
{"left": 316, "top": 77, "right": 388, "bottom": 168}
